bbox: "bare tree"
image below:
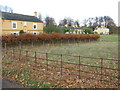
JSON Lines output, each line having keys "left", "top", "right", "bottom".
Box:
{"left": 0, "top": 5, "right": 13, "bottom": 13}
{"left": 38, "top": 13, "right": 42, "bottom": 20}
{"left": 59, "top": 17, "right": 74, "bottom": 27}
{"left": 67, "top": 18, "right": 74, "bottom": 27}
{"left": 44, "top": 16, "right": 56, "bottom": 27}
{"left": 74, "top": 20, "right": 80, "bottom": 27}
{"left": 103, "top": 16, "right": 116, "bottom": 27}
{"left": 59, "top": 18, "right": 68, "bottom": 26}
{"left": 103, "top": 16, "right": 108, "bottom": 27}
{"left": 83, "top": 19, "right": 88, "bottom": 27}
{"left": 94, "top": 17, "right": 99, "bottom": 26}
{"left": 88, "top": 18, "right": 93, "bottom": 27}
{"left": 98, "top": 17, "right": 104, "bottom": 26}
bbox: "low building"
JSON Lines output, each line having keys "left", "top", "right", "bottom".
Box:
{"left": 58, "top": 25, "right": 84, "bottom": 34}
{"left": 1, "top": 11, "right": 43, "bottom": 35}
{"left": 94, "top": 26, "right": 109, "bottom": 35}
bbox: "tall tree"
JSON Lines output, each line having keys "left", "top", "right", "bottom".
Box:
{"left": 88, "top": 18, "right": 93, "bottom": 27}
{"left": 83, "top": 19, "right": 88, "bottom": 27}
{"left": 59, "top": 17, "right": 74, "bottom": 27}
{"left": 98, "top": 17, "right": 104, "bottom": 26}
{"left": 0, "top": 5, "right": 13, "bottom": 13}
{"left": 103, "top": 16, "right": 115, "bottom": 27}
{"left": 44, "top": 16, "right": 56, "bottom": 27}
{"left": 94, "top": 17, "right": 99, "bottom": 26}
{"left": 103, "top": 16, "right": 108, "bottom": 27}
{"left": 107, "top": 18, "right": 117, "bottom": 34}
{"left": 59, "top": 18, "right": 68, "bottom": 26}
{"left": 67, "top": 18, "right": 74, "bottom": 27}
{"left": 38, "top": 13, "right": 42, "bottom": 20}
{"left": 74, "top": 20, "right": 80, "bottom": 27}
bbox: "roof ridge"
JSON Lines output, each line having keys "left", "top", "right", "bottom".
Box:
{"left": 2, "top": 11, "right": 43, "bottom": 23}
{"left": 2, "top": 11, "right": 35, "bottom": 17}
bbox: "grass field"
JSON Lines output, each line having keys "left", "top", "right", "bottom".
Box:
{"left": 2, "top": 34, "right": 119, "bottom": 88}
{"left": 20, "top": 34, "right": 118, "bottom": 59}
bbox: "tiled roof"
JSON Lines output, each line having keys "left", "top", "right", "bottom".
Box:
{"left": 2, "top": 12, "right": 43, "bottom": 23}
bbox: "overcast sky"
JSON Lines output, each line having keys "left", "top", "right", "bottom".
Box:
{"left": 0, "top": 0, "right": 119, "bottom": 26}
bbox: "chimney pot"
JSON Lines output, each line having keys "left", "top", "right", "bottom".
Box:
{"left": 34, "top": 11, "right": 37, "bottom": 17}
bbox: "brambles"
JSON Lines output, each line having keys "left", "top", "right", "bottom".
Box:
{"left": 2, "top": 33, "right": 100, "bottom": 46}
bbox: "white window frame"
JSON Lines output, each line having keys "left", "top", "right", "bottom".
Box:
{"left": 24, "top": 22, "right": 27, "bottom": 26}
{"left": 12, "top": 22, "right": 17, "bottom": 29}
{"left": 33, "top": 32, "right": 39, "bottom": 35}
{"left": 33, "top": 23, "right": 37, "bottom": 29}
{"left": 11, "top": 32, "right": 19, "bottom": 35}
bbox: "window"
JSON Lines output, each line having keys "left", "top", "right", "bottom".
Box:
{"left": 33, "top": 32, "right": 39, "bottom": 35}
{"left": 12, "top": 22, "right": 17, "bottom": 29}
{"left": 24, "top": 22, "right": 27, "bottom": 26}
{"left": 11, "top": 32, "right": 19, "bottom": 35}
{"left": 33, "top": 23, "right": 37, "bottom": 29}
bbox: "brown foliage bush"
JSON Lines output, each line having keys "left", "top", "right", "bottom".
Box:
{"left": 2, "top": 33, "right": 100, "bottom": 46}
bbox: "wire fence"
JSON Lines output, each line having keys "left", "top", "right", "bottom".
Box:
{"left": 2, "top": 38, "right": 100, "bottom": 49}
{"left": 2, "top": 49, "right": 120, "bottom": 88}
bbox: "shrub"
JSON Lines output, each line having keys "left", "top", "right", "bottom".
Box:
{"left": 62, "top": 28, "right": 70, "bottom": 34}
{"left": 19, "top": 30, "right": 25, "bottom": 34}
{"left": 94, "top": 32, "right": 98, "bottom": 34}
{"left": 2, "top": 33, "right": 100, "bottom": 46}
{"left": 44, "top": 25, "right": 64, "bottom": 34}
{"left": 84, "top": 29, "right": 93, "bottom": 34}
{"left": 100, "top": 32, "right": 103, "bottom": 35}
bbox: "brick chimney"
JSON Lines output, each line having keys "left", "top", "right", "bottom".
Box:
{"left": 34, "top": 11, "right": 37, "bottom": 17}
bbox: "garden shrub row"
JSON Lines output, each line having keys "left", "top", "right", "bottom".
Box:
{"left": 2, "top": 33, "right": 100, "bottom": 46}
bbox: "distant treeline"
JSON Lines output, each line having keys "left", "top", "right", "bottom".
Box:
{"left": 44, "top": 16, "right": 118, "bottom": 34}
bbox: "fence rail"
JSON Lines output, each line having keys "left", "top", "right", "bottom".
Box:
{"left": 2, "top": 38, "right": 99, "bottom": 49}
{"left": 2, "top": 48, "right": 120, "bottom": 87}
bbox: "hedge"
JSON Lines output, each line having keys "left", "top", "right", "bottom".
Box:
{"left": 2, "top": 33, "right": 100, "bottom": 47}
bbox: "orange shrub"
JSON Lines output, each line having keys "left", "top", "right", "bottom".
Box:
{"left": 2, "top": 33, "right": 100, "bottom": 45}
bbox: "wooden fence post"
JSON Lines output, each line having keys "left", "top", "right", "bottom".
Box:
{"left": 32, "top": 41, "right": 34, "bottom": 47}
{"left": 5, "top": 43, "right": 7, "bottom": 56}
{"left": 60, "top": 39, "right": 62, "bottom": 46}
{"left": 43, "top": 41, "right": 44, "bottom": 46}
{"left": 26, "top": 50, "right": 28, "bottom": 58}
{"left": 19, "top": 49, "right": 21, "bottom": 61}
{"left": 5, "top": 43, "right": 6, "bottom": 50}
{"left": 26, "top": 50, "right": 28, "bottom": 62}
{"left": 61, "top": 54, "right": 63, "bottom": 75}
{"left": 68, "top": 39, "right": 70, "bottom": 45}
{"left": 46, "top": 53, "right": 48, "bottom": 70}
{"left": 19, "top": 41, "right": 22, "bottom": 49}
{"left": 34, "top": 51, "right": 37, "bottom": 65}
{"left": 79, "top": 56, "right": 81, "bottom": 79}
{"left": 74, "top": 38, "right": 76, "bottom": 44}
{"left": 100, "top": 58, "right": 103, "bottom": 83}
{"left": 12, "top": 49, "right": 14, "bottom": 60}
{"left": 118, "top": 59, "right": 120, "bottom": 88}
